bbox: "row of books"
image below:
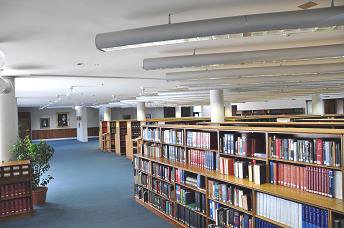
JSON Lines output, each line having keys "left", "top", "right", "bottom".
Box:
{"left": 162, "top": 145, "right": 186, "bottom": 163}
{"left": 256, "top": 192, "right": 328, "bottom": 227}
{"left": 176, "top": 185, "right": 194, "bottom": 206}
{"left": 255, "top": 218, "right": 278, "bottom": 228}
{"left": 208, "top": 180, "right": 251, "bottom": 211}
{"left": 143, "top": 143, "right": 161, "bottom": 158}
{"left": 270, "top": 136, "right": 341, "bottom": 167}
{"left": 0, "top": 197, "right": 32, "bottom": 217}
{"left": 248, "top": 163, "right": 266, "bottom": 185}
{"left": 209, "top": 200, "right": 252, "bottom": 228}
{"left": 0, "top": 182, "right": 31, "bottom": 199}
{"left": 151, "top": 162, "right": 173, "bottom": 182}
{"left": 222, "top": 133, "right": 262, "bottom": 156}
{"left": 186, "top": 131, "right": 211, "bottom": 149}
{"left": 176, "top": 204, "right": 207, "bottom": 228}
{"left": 333, "top": 217, "right": 344, "bottom": 228}
{"left": 151, "top": 178, "right": 174, "bottom": 199}
{"left": 162, "top": 129, "right": 183, "bottom": 145}
{"left": 135, "top": 185, "right": 149, "bottom": 203}
{"left": 188, "top": 149, "right": 218, "bottom": 171}
{"left": 134, "top": 172, "right": 149, "bottom": 187}
{"left": 134, "top": 157, "right": 150, "bottom": 173}
{"left": 143, "top": 128, "right": 160, "bottom": 142}
{"left": 150, "top": 192, "right": 174, "bottom": 217}
{"left": 185, "top": 175, "right": 205, "bottom": 189}
{"left": 269, "top": 161, "right": 342, "bottom": 199}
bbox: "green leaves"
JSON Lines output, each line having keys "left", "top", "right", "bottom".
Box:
{"left": 11, "top": 136, "right": 55, "bottom": 190}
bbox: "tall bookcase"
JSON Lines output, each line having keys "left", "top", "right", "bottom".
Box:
{"left": 115, "top": 121, "right": 127, "bottom": 156}
{"left": 0, "top": 160, "right": 33, "bottom": 220}
{"left": 133, "top": 124, "right": 344, "bottom": 228}
{"left": 126, "top": 121, "right": 141, "bottom": 160}
{"left": 99, "top": 121, "right": 116, "bottom": 153}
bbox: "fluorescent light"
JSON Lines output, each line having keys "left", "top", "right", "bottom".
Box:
{"left": 95, "top": 6, "right": 344, "bottom": 51}
{"left": 144, "top": 44, "right": 344, "bottom": 70}
{"left": 166, "top": 63, "right": 344, "bottom": 81}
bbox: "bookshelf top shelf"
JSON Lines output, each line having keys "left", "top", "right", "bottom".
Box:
{"left": 142, "top": 124, "right": 344, "bottom": 135}
{"left": 0, "top": 160, "right": 30, "bottom": 168}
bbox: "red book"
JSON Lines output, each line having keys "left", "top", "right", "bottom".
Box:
{"left": 316, "top": 139, "right": 323, "bottom": 165}
{"left": 276, "top": 138, "right": 281, "bottom": 159}
{"left": 228, "top": 159, "right": 234, "bottom": 175}
{"left": 273, "top": 162, "right": 278, "bottom": 184}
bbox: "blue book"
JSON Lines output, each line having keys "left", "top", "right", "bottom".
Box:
{"left": 316, "top": 208, "right": 321, "bottom": 228}
{"left": 324, "top": 210, "right": 328, "bottom": 228}
{"left": 270, "top": 161, "right": 274, "bottom": 183}
{"left": 222, "top": 184, "right": 227, "bottom": 202}
{"left": 329, "top": 170, "right": 334, "bottom": 197}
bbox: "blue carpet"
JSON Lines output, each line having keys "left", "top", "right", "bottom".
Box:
{"left": 1, "top": 139, "right": 172, "bottom": 228}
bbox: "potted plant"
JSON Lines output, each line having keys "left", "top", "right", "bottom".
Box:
{"left": 12, "top": 136, "right": 54, "bottom": 205}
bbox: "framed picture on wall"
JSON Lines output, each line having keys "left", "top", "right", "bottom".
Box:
{"left": 57, "top": 113, "right": 69, "bottom": 127}
{"left": 40, "top": 118, "right": 50, "bottom": 129}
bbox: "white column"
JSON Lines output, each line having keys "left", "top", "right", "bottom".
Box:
{"left": 75, "top": 106, "right": 88, "bottom": 142}
{"left": 312, "top": 94, "right": 324, "bottom": 115}
{"left": 210, "top": 89, "right": 224, "bottom": 122}
{"left": 336, "top": 99, "right": 344, "bottom": 114}
{"left": 0, "top": 77, "right": 18, "bottom": 161}
{"left": 103, "top": 107, "right": 111, "bottom": 121}
{"left": 137, "top": 102, "right": 146, "bottom": 121}
{"left": 225, "top": 103, "right": 232, "bottom": 117}
{"left": 175, "top": 106, "right": 182, "bottom": 118}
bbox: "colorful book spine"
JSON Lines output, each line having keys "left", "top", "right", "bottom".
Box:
{"left": 269, "top": 161, "right": 342, "bottom": 199}
{"left": 162, "top": 145, "right": 186, "bottom": 163}
{"left": 188, "top": 149, "right": 217, "bottom": 171}
{"left": 270, "top": 136, "right": 341, "bottom": 167}
{"left": 143, "top": 143, "right": 161, "bottom": 158}
{"left": 186, "top": 131, "right": 211, "bottom": 149}
{"left": 143, "top": 128, "right": 160, "bottom": 142}
{"left": 162, "top": 129, "right": 183, "bottom": 145}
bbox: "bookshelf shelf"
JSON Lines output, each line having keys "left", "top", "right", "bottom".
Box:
{"left": 134, "top": 124, "right": 344, "bottom": 228}
{"left": 177, "top": 182, "right": 206, "bottom": 195}
{"left": 268, "top": 157, "right": 342, "bottom": 170}
{"left": 255, "top": 215, "right": 290, "bottom": 228}
{"left": 208, "top": 197, "right": 253, "bottom": 216}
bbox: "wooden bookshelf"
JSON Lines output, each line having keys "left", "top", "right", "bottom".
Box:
{"left": 133, "top": 124, "right": 344, "bottom": 228}
{"left": 0, "top": 160, "right": 33, "bottom": 220}
{"left": 126, "top": 121, "right": 141, "bottom": 160}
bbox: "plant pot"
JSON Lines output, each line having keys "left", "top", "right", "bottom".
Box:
{"left": 32, "top": 187, "right": 48, "bottom": 205}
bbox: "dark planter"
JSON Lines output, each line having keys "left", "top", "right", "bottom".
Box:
{"left": 32, "top": 187, "right": 48, "bottom": 205}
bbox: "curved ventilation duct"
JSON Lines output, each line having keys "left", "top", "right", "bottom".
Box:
{"left": 166, "top": 63, "right": 344, "bottom": 81}
{"left": 96, "top": 6, "right": 344, "bottom": 51}
{"left": 144, "top": 44, "right": 344, "bottom": 70}
{"left": 0, "top": 77, "right": 13, "bottom": 94}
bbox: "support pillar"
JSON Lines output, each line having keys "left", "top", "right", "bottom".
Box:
{"left": 0, "top": 77, "right": 18, "bottom": 161}
{"left": 75, "top": 106, "right": 88, "bottom": 142}
{"left": 312, "top": 94, "right": 324, "bottom": 115}
{"left": 225, "top": 103, "right": 233, "bottom": 117}
{"left": 336, "top": 99, "right": 344, "bottom": 114}
{"left": 175, "top": 106, "right": 182, "bottom": 118}
{"left": 103, "top": 107, "right": 111, "bottom": 121}
{"left": 210, "top": 89, "right": 224, "bottom": 123}
{"left": 137, "top": 102, "right": 146, "bottom": 121}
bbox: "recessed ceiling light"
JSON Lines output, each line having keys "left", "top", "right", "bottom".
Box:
{"left": 76, "top": 63, "right": 84, "bottom": 66}
{"left": 298, "top": 1, "right": 318, "bottom": 10}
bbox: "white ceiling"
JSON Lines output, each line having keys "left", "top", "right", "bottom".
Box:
{"left": 1, "top": 0, "right": 344, "bottom": 108}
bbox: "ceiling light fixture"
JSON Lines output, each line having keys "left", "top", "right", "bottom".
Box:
{"left": 144, "top": 44, "right": 344, "bottom": 70}
{"left": 95, "top": 6, "right": 344, "bottom": 51}
{"left": 166, "top": 62, "right": 344, "bottom": 81}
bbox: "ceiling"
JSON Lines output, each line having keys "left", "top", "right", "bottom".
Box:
{"left": 1, "top": 0, "right": 344, "bottom": 108}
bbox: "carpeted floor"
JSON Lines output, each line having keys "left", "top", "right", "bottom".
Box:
{"left": 1, "top": 139, "right": 172, "bottom": 228}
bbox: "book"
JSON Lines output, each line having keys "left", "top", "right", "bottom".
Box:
{"left": 253, "top": 163, "right": 266, "bottom": 185}
{"left": 257, "top": 192, "right": 327, "bottom": 227}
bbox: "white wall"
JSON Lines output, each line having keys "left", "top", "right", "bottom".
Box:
{"left": 110, "top": 107, "right": 164, "bottom": 120}
{"left": 19, "top": 107, "right": 99, "bottom": 130}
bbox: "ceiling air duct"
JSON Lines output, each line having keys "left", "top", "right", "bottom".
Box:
{"left": 144, "top": 44, "right": 344, "bottom": 70}
{"left": 95, "top": 6, "right": 344, "bottom": 51}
